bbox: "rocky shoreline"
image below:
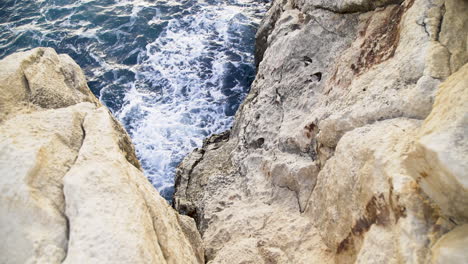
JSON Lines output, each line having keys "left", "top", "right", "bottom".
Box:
{"left": 0, "top": 0, "right": 467, "bottom": 263}
{"left": 0, "top": 48, "right": 203, "bottom": 263}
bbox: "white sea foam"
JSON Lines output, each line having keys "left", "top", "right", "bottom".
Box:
{"left": 0, "top": 0, "right": 268, "bottom": 199}
{"left": 113, "top": 1, "right": 267, "bottom": 196}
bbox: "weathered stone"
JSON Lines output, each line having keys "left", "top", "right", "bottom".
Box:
{"left": 297, "top": 0, "right": 405, "bottom": 13}
{"left": 0, "top": 48, "right": 99, "bottom": 123}
{"left": 0, "top": 48, "right": 203, "bottom": 264}
{"left": 439, "top": 0, "right": 468, "bottom": 73}
{"left": 174, "top": 0, "right": 468, "bottom": 262}
{"left": 431, "top": 224, "right": 468, "bottom": 264}
{"left": 405, "top": 63, "right": 468, "bottom": 224}
{"left": 307, "top": 118, "right": 442, "bottom": 263}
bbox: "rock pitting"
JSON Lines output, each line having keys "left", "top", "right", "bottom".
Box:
{"left": 1, "top": 0, "right": 467, "bottom": 263}
{"left": 174, "top": 0, "right": 468, "bottom": 263}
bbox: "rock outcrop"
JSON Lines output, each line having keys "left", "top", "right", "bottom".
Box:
{"left": 174, "top": 0, "right": 468, "bottom": 263}
{"left": 0, "top": 48, "right": 204, "bottom": 264}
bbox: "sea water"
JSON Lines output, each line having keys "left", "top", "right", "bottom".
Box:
{"left": 0, "top": 0, "right": 268, "bottom": 200}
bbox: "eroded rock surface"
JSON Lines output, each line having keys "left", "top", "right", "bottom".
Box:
{"left": 174, "top": 0, "right": 468, "bottom": 263}
{"left": 0, "top": 48, "right": 204, "bottom": 264}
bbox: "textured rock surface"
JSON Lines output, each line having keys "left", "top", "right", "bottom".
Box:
{"left": 405, "top": 63, "right": 468, "bottom": 223}
{"left": 431, "top": 224, "right": 468, "bottom": 264}
{"left": 0, "top": 48, "right": 203, "bottom": 264}
{"left": 174, "top": 0, "right": 468, "bottom": 263}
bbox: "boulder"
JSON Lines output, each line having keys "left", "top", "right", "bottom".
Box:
{"left": 0, "top": 48, "right": 204, "bottom": 264}
{"left": 174, "top": 0, "right": 468, "bottom": 262}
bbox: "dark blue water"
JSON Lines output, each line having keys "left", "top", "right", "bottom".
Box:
{"left": 0, "top": 0, "right": 268, "bottom": 200}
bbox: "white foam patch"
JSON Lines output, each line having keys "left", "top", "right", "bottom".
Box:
{"left": 114, "top": 0, "right": 267, "bottom": 193}
{"left": 0, "top": 0, "right": 268, "bottom": 197}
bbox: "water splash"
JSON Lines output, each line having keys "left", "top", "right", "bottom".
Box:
{"left": 0, "top": 0, "right": 268, "bottom": 200}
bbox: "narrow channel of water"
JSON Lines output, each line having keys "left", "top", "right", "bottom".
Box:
{"left": 0, "top": 0, "right": 269, "bottom": 200}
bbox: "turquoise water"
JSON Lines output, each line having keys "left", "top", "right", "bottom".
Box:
{"left": 0, "top": 0, "right": 268, "bottom": 200}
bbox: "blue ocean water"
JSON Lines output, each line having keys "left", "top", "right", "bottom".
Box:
{"left": 0, "top": 0, "right": 268, "bottom": 200}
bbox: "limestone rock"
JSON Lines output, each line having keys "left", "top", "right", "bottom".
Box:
{"left": 174, "top": 0, "right": 468, "bottom": 263}
{"left": 306, "top": 118, "right": 439, "bottom": 263}
{"left": 431, "top": 224, "right": 468, "bottom": 264}
{"left": 406, "top": 63, "right": 468, "bottom": 223}
{"left": 297, "top": 0, "right": 404, "bottom": 13}
{"left": 0, "top": 48, "right": 99, "bottom": 122}
{"left": 439, "top": 0, "right": 468, "bottom": 73}
{"left": 0, "top": 48, "right": 203, "bottom": 264}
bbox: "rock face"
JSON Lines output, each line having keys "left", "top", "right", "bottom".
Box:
{"left": 174, "top": 0, "right": 468, "bottom": 263}
{"left": 0, "top": 48, "right": 204, "bottom": 264}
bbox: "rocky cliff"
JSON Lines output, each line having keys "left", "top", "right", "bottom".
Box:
{"left": 174, "top": 0, "right": 468, "bottom": 263}
{"left": 0, "top": 48, "right": 204, "bottom": 264}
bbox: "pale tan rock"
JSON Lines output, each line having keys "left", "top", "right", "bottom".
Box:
{"left": 0, "top": 48, "right": 203, "bottom": 263}
{"left": 306, "top": 118, "right": 445, "bottom": 263}
{"left": 406, "top": 63, "right": 468, "bottom": 223}
{"left": 0, "top": 47, "right": 99, "bottom": 122}
{"left": 439, "top": 0, "right": 468, "bottom": 73}
{"left": 174, "top": 0, "right": 468, "bottom": 263}
{"left": 0, "top": 104, "right": 88, "bottom": 264}
{"left": 63, "top": 107, "right": 203, "bottom": 264}
{"left": 268, "top": 153, "right": 319, "bottom": 212}
{"left": 425, "top": 41, "right": 451, "bottom": 79}
{"left": 431, "top": 224, "right": 468, "bottom": 264}
{"left": 297, "top": 0, "right": 405, "bottom": 13}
